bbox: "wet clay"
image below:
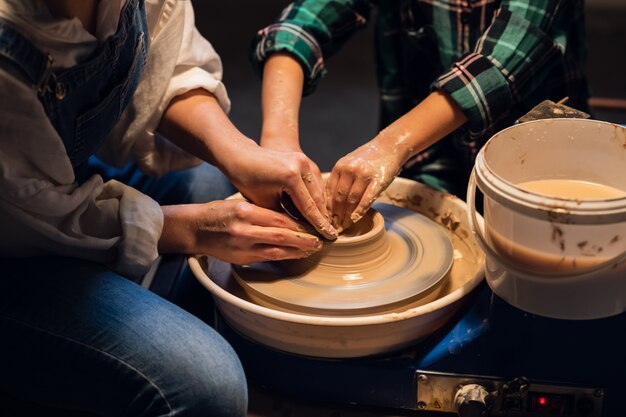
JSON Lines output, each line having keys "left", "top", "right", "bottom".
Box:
{"left": 377, "top": 188, "right": 482, "bottom": 301}
{"left": 205, "top": 181, "right": 484, "bottom": 319}
{"left": 233, "top": 203, "right": 454, "bottom": 315}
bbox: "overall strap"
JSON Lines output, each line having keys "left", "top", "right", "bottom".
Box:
{"left": 0, "top": 17, "right": 53, "bottom": 94}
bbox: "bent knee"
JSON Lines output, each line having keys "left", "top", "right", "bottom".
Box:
{"left": 168, "top": 328, "right": 248, "bottom": 417}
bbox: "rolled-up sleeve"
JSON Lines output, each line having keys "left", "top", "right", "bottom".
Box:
{"left": 162, "top": 1, "right": 230, "bottom": 114}
{"left": 251, "top": 0, "right": 373, "bottom": 95}
{"left": 0, "top": 71, "right": 163, "bottom": 279}
{"left": 434, "top": 0, "right": 571, "bottom": 136}
{"left": 99, "top": 0, "right": 230, "bottom": 177}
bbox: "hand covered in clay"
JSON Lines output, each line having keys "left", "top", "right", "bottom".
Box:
{"left": 260, "top": 136, "right": 328, "bottom": 222}
{"left": 160, "top": 200, "right": 322, "bottom": 265}
{"left": 327, "top": 138, "right": 405, "bottom": 233}
{"left": 227, "top": 141, "right": 337, "bottom": 240}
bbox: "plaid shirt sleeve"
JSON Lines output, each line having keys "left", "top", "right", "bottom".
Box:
{"left": 251, "top": 0, "right": 373, "bottom": 95}
{"left": 434, "top": 0, "right": 575, "bottom": 137}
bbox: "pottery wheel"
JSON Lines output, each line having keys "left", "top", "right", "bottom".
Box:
{"left": 232, "top": 203, "right": 454, "bottom": 314}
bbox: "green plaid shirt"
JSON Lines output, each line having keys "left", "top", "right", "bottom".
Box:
{"left": 251, "top": 0, "right": 588, "bottom": 196}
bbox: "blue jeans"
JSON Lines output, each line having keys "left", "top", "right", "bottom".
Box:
{"left": 0, "top": 162, "right": 245, "bottom": 416}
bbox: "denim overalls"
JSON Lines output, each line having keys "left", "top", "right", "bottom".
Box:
{"left": 0, "top": 0, "right": 147, "bottom": 182}
{"left": 0, "top": 2, "right": 246, "bottom": 414}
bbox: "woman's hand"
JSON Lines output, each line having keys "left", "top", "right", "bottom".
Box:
{"left": 157, "top": 89, "right": 337, "bottom": 240}
{"left": 259, "top": 129, "right": 328, "bottom": 233}
{"left": 326, "top": 138, "right": 405, "bottom": 233}
{"left": 159, "top": 200, "right": 322, "bottom": 265}
{"left": 226, "top": 141, "right": 337, "bottom": 240}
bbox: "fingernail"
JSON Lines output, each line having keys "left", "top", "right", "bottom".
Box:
{"left": 313, "top": 238, "right": 321, "bottom": 248}
{"left": 322, "top": 223, "right": 338, "bottom": 240}
{"left": 350, "top": 211, "right": 363, "bottom": 223}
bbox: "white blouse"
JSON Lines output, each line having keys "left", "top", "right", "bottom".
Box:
{"left": 0, "top": 0, "right": 231, "bottom": 278}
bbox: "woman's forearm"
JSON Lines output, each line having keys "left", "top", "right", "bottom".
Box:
{"left": 260, "top": 53, "right": 305, "bottom": 151}
{"left": 157, "top": 86, "right": 337, "bottom": 239}
{"left": 157, "top": 88, "right": 257, "bottom": 177}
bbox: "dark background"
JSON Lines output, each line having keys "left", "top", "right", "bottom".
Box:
{"left": 191, "top": 0, "right": 626, "bottom": 173}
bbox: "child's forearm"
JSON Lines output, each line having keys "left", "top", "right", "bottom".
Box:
{"left": 373, "top": 90, "right": 468, "bottom": 164}
{"left": 260, "top": 53, "right": 305, "bottom": 151}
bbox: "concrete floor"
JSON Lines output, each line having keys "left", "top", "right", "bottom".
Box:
{"left": 188, "top": 2, "right": 626, "bottom": 416}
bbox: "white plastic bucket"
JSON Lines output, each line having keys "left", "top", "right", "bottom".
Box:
{"left": 467, "top": 118, "right": 626, "bottom": 319}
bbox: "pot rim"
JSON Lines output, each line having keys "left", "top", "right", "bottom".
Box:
{"left": 188, "top": 254, "right": 484, "bottom": 327}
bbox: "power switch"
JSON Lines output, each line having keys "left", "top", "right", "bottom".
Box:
{"left": 455, "top": 384, "right": 490, "bottom": 417}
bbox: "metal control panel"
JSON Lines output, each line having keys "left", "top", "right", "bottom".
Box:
{"left": 416, "top": 371, "right": 603, "bottom": 416}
